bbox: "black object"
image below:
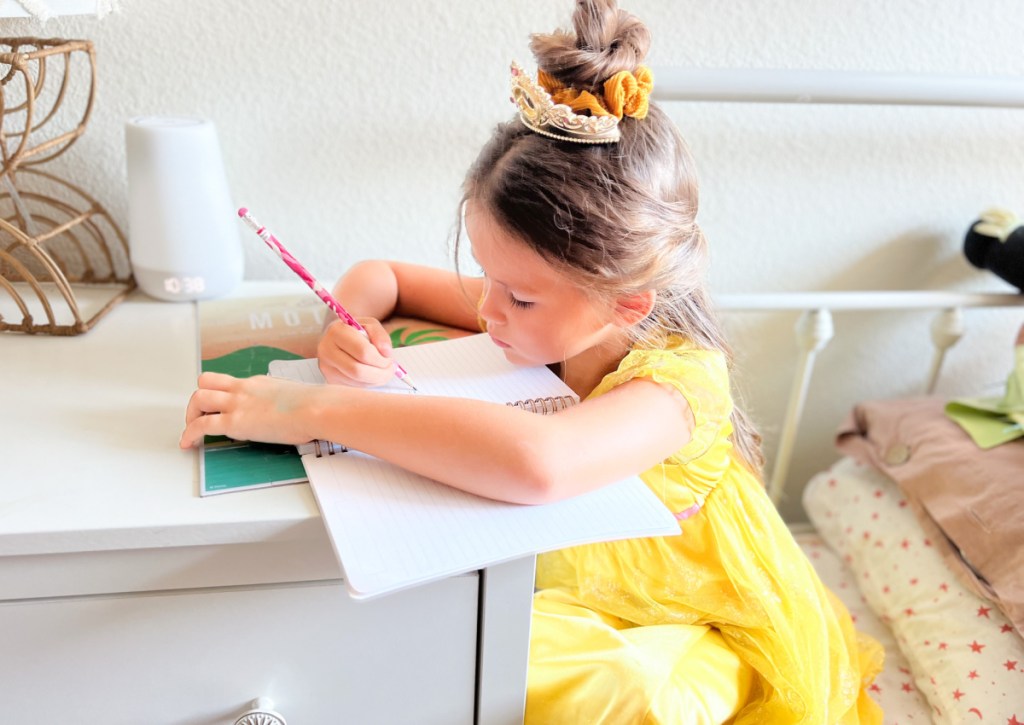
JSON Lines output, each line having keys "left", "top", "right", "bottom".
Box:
{"left": 964, "top": 220, "right": 1024, "bottom": 290}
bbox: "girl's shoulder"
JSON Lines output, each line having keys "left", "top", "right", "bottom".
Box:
{"left": 598, "top": 336, "right": 729, "bottom": 393}
{"left": 594, "top": 337, "right": 736, "bottom": 464}
{"left": 589, "top": 335, "right": 732, "bottom": 421}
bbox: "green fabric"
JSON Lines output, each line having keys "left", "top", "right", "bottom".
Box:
{"left": 946, "top": 345, "right": 1024, "bottom": 448}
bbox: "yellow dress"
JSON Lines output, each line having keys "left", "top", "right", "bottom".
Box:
{"left": 526, "top": 341, "right": 884, "bottom": 725}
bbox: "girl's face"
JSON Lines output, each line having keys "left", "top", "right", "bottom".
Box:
{"left": 465, "top": 201, "right": 623, "bottom": 367}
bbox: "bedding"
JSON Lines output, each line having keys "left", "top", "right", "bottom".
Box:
{"left": 835, "top": 396, "right": 1024, "bottom": 640}
{"left": 804, "top": 456, "right": 1024, "bottom": 724}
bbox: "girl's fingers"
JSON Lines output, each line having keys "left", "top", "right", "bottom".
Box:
{"left": 317, "top": 319, "right": 396, "bottom": 387}
{"left": 184, "top": 387, "right": 233, "bottom": 422}
{"left": 319, "top": 355, "right": 395, "bottom": 388}
{"left": 179, "top": 410, "right": 222, "bottom": 448}
{"left": 318, "top": 357, "right": 364, "bottom": 387}
{"left": 181, "top": 386, "right": 236, "bottom": 448}
{"left": 195, "top": 370, "right": 243, "bottom": 391}
{"left": 360, "top": 318, "right": 394, "bottom": 359}
{"left": 342, "top": 325, "right": 391, "bottom": 369}
{"left": 181, "top": 374, "right": 320, "bottom": 449}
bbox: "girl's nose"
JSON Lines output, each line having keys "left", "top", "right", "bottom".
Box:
{"left": 477, "top": 284, "right": 504, "bottom": 326}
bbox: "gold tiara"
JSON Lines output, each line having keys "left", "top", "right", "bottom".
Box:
{"left": 510, "top": 61, "right": 621, "bottom": 144}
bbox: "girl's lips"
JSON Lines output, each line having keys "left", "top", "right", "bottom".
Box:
{"left": 489, "top": 334, "right": 510, "bottom": 349}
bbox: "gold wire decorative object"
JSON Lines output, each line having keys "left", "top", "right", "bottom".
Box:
{"left": 0, "top": 37, "right": 133, "bottom": 336}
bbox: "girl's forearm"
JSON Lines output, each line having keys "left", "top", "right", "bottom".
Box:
{"left": 303, "top": 379, "right": 687, "bottom": 505}
{"left": 329, "top": 260, "right": 482, "bottom": 330}
{"left": 307, "top": 386, "right": 580, "bottom": 504}
{"left": 331, "top": 260, "right": 401, "bottom": 321}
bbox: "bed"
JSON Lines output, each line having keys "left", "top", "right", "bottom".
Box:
{"left": 800, "top": 458, "right": 1023, "bottom": 721}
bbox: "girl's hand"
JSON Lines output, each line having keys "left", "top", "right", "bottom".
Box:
{"left": 179, "top": 372, "right": 322, "bottom": 449}
{"left": 317, "top": 317, "right": 397, "bottom": 387}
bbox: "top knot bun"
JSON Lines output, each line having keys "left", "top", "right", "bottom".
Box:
{"left": 529, "top": 0, "right": 651, "bottom": 93}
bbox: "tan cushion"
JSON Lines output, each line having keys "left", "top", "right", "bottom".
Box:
{"left": 835, "top": 396, "right": 1024, "bottom": 639}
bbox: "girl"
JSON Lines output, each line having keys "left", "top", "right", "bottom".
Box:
{"left": 181, "top": 0, "right": 883, "bottom": 721}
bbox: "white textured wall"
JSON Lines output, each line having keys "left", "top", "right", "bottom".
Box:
{"left": 4, "top": 0, "right": 1022, "bottom": 520}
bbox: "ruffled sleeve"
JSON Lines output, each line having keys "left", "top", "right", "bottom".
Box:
{"left": 589, "top": 342, "right": 733, "bottom": 464}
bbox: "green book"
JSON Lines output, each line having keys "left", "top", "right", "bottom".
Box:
{"left": 198, "top": 295, "right": 324, "bottom": 495}
{"left": 197, "top": 293, "right": 466, "bottom": 495}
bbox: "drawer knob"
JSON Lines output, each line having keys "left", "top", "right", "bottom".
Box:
{"left": 233, "top": 697, "right": 287, "bottom": 725}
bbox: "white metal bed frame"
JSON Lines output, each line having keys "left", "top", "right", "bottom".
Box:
{"left": 653, "top": 69, "right": 1024, "bottom": 504}
{"left": 654, "top": 68, "right": 1024, "bottom": 108}
{"left": 716, "top": 292, "right": 1024, "bottom": 504}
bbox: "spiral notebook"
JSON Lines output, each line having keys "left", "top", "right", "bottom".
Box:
{"left": 269, "top": 333, "right": 678, "bottom": 599}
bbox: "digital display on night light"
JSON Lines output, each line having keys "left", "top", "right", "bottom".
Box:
{"left": 163, "top": 276, "right": 207, "bottom": 296}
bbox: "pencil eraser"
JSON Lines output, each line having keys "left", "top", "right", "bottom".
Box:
{"left": 237, "top": 207, "right": 248, "bottom": 217}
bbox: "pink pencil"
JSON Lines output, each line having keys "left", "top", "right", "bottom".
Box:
{"left": 238, "top": 207, "right": 417, "bottom": 391}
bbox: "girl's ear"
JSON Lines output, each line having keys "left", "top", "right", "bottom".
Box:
{"left": 613, "top": 290, "right": 656, "bottom": 327}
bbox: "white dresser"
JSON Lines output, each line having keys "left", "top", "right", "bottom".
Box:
{"left": 0, "top": 284, "right": 534, "bottom": 725}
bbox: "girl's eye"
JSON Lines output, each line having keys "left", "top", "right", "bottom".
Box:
{"left": 509, "top": 294, "right": 534, "bottom": 310}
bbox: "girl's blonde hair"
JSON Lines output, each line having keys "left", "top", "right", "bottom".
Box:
{"left": 457, "top": 0, "right": 764, "bottom": 473}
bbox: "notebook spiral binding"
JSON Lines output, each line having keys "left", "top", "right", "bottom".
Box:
{"left": 314, "top": 440, "right": 348, "bottom": 458}
{"left": 506, "top": 395, "right": 578, "bottom": 414}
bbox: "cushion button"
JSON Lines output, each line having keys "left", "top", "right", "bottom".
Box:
{"left": 884, "top": 443, "right": 910, "bottom": 466}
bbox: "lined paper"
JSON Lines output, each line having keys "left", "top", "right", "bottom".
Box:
{"left": 305, "top": 452, "right": 679, "bottom": 598}
{"left": 270, "top": 334, "right": 679, "bottom": 599}
{"left": 270, "top": 332, "right": 577, "bottom": 403}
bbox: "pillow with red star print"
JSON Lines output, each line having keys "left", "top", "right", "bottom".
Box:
{"left": 805, "top": 456, "right": 1024, "bottom": 725}
{"left": 794, "top": 530, "right": 931, "bottom": 719}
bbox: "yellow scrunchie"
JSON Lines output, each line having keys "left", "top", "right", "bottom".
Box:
{"left": 537, "top": 66, "right": 654, "bottom": 120}
{"left": 604, "top": 66, "right": 653, "bottom": 119}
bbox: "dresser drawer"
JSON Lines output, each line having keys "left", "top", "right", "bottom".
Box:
{"left": 1, "top": 576, "right": 478, "bottom": 724}
{"left": 1, "top": 532, "right": 344, "bottom": 600}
